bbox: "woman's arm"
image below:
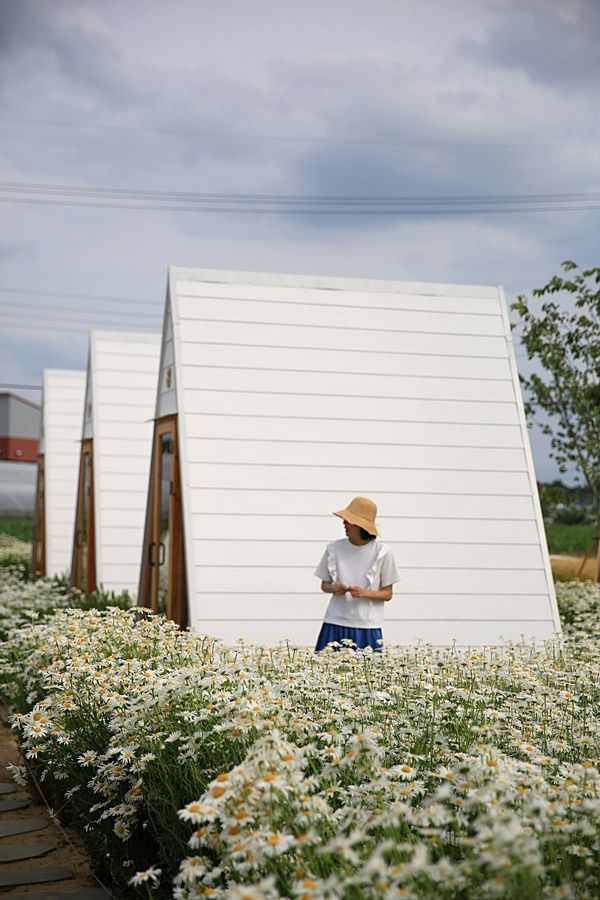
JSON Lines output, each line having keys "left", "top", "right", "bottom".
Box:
{"left": 348, "top": 584, "right": 393, "bottom": 601}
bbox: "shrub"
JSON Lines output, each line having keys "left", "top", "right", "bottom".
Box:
{"left": 554, "top": 506, "right": 590, "bottom": 525}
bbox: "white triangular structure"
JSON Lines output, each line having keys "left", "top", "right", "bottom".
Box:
{"left": 143, "top": 267, "right": 561, "bottom": 646}
{"left": 71, "top": 330, "right": 161, "bottom": 597}
{"left": 33, "top": 369, "right": 86, "bottom": 577}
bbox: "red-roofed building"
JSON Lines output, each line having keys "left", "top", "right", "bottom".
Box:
{"left": 0, "top": 393, "right": 40, "bottom": 463}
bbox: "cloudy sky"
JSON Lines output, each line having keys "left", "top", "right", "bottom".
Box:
{"left": 0, "top": 0, "right": 598, "bottom": 483}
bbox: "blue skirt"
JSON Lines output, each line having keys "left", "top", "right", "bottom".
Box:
{"left": 315, "top": 622, "right": 383, "bottom": 652}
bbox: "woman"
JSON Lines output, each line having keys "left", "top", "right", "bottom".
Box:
{"left": 314, "top": 496, "right": 399, "bottom": 651}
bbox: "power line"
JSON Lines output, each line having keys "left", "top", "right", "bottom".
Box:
{"left": 0, "top": 286, "right": 160, "bottom": 307}
{"left": 0, "top": 382, "right": 42, "bottom": 390}
{"left": 0, "top": 298, "right": 161, "bottom": 320}
{"left": 0, "top": 179, "right": 599, "bottom": 218}
{"left": 1, "top": 115, "right": 595, "bottom": 149}
{"left": 3, "top": 194, "right": 600, "bottom": 217}
{"left": 1, "top": 179, "right": 600, "bottom": 207}
{"left": 1, "top": 320, "right": 156, "bottom": 336}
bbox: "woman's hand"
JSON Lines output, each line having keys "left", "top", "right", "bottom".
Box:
{"left": 332, "top": 582, "right": 350, "bottom": 595}
{"left": 349, "top": 584, "right": 393, "bottom": 601}
{"left": 320, "top": 581, "right": 350, "bottom": 595}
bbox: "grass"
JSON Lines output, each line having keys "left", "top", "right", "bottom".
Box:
{"left": 544, "top": 522, "right": 597, "bottom": 555}
{"left": 544, "top": 523, "right": 599, "bottom": 583}
{"left": 0, "top": 516, "right": 33, "bottom": 542}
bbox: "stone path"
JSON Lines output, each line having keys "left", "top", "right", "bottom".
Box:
{"left": 0, "top": 719, "right": 116, "bottom": 898}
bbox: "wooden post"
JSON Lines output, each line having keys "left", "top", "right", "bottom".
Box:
{"left": 595, "top": 529, "right": 600, "bottom": 584}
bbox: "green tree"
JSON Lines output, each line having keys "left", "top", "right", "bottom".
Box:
{"left": 511, "top": 261, "right": 600, "bottom": 518}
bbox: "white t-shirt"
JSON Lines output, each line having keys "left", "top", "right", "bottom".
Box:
{"left": 314, "top": 538, "right": 400, "bottom": 628}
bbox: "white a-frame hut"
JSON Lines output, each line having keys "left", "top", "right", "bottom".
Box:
{"left": 71, "top": 331, "right": 161, "bottom": 597}
{"left": 33, "top": 369, "right": 86, "bottom": 577}
{"left": 139, "top": 267, "right": 561, "bottom": 646}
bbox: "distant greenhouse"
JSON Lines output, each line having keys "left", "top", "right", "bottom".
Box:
{"left": 0, "top": 392, "right": 40, "bottom": 516}
{"left": 0, "top": 461, "right": 36, "bottom": 515}
{"left": 0, "top": 392, "right": 40, "bottom": 465}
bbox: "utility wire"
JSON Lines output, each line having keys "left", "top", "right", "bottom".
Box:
{"left": 0, "top": 285, "right": 160, "bottom": 307}
{"left": 1, "top": 179, "right": 600, "bottom": 205}
{"left": 1, "top": 320, "right": 156, "bottom": 336}
{"left": 0, "top": 299, "right": 161, "bottom": 320}
{"left": 3, "top": 195, "right": 599, "bottom": 216}
{"left": 1, "top": 115, "right": 595, "bottom": 149}
{"left": 0, "top": 180, "right": 599, "bottom": 215}
{"left": 0, "top": 383, "right": 42, "bottom": 390}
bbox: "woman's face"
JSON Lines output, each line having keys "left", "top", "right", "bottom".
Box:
{"left": 343, "top": 519, "right": 368, "bottom": 545}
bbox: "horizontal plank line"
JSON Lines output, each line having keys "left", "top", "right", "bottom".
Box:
{"left": 190, "top": 618, "right": 552, "bottom": 623}
{"left": 189, "top": 513, "right": 536, "bottom": 521}
{"left": 192, "top": 591, "right": 548, "bottom": 596}
{"left": 183, "top": 411, "right": 519, "bottom": 427}
{"left": 182, "top": 363, "right": 512, "bottom": 383}
{"left": 45, "top": 478, "right": 78, "bottom": 484}
{"left": 177, "top": 315, "right": 504, "bottom": 341}
{"left": 177, "top": 278, "right": 498, "bottom": 300}
{"left": 190, "top": 489, "right": 531, "bottom": 498}
{"left": 96, "top": 488, "right": 148, "bottom": 494}
{"left": 188, "top": 487, "right": 532, "bottom": 497}
{"left": 182, "top": 340, "right": 508, "bottom": 360}
{"left": 186, "top": 436, "right": 527, "bottom": 451}
{"left": 92, "top": 402, "right": 156, "bottom": 409}
{"left": 184, "top": 387, "right": 515, "bottom": 405}
{"left": 191, "top": 592, "right": 549, "bottom": 598}
{"left": 96, "top": 424, "right": 154, "bottom": 430}
{"left": 191, "top": 539, "right": 540, "bottom": 545}
{"left": 90, "top": 347, "right": 160, "bottom": 356}
{"left": 97, "top": 456, "right": 150, "bottom": 461}
{"left": 100, "top": 530, "right": 145, "bottom": 537}
{"left": 177, "top": 291, "right": 502, "bottom": 318}
{"left": 195, "top": 564, "right": 545, "bottom": 571}
{"left": 187, "top": 461, "right": 526, "bottom": 474}
{"left": 190, "top": 461, "right": 526, "bottom": 473}
{"left": 188, "top": 440, "right": 527, "bottom": 458}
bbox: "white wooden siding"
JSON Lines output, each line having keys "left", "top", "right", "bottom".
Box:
{"left": 192, "top": 566, "right": 549, "bottom": 596}
{"left": 156, "top": 307, "right": 177, "bottom": 417}
{"left": 42, "top": 369, "right": 86, "bottom": 576}
{"left": 82, "top": 365, "right": 93, "bottom": 439}
{"left": 88, "top": 331, "right": 161, "bottom": 596}
{"left": 180, "top": 366, "right": 518, "bottom": 401}
{"left": 168, "top": 267, "right": 560, "bottom": 645}
{"left": 187, "top": 489, "right": 537, "bottom": 521}
{"left": 196, "top": 619, "right": 558, "bottom": 648}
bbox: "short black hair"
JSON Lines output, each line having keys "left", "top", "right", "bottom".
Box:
{"left": 359, "top": 527, "right": 376, "bottom": 541}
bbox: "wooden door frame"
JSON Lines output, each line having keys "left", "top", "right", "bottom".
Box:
{"left": 169, "top": 430, "right": 187, "bottom": 626}
{"left": 70, "top": 439, "right": 96, "bottom": 594}
{"left": 139, "top": 415, "right": 187, "bottom": 625}
{"left": 32, "top": 454, "right": 46, "bottom": 577}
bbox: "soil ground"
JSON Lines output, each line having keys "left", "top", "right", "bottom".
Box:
{"left": 550, "top": 554, "right": 598, "bottom": 582}
{"left": 0, "top": 718, "right": 117, "bottom": 897}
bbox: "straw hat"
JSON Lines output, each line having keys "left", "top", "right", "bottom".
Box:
{"left": 333, "top": 496, "right": 379, "bottom": 536}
